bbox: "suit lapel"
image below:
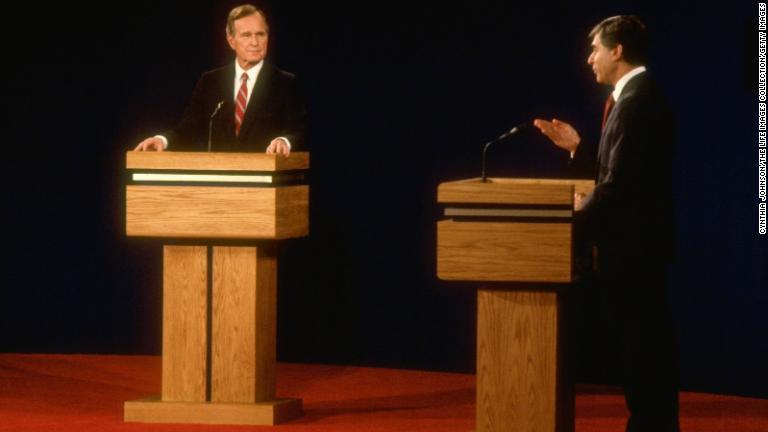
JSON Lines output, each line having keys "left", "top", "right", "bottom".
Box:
{"left": 596, "top": 93, "right": 613, "bottom": 180}
{"left": 595, "top": 74, "right": 647, "bottom": 181}
{"left": 218, "top": 65, "right": 237, "bottom": 145}
{"left": 238, "top": 62, "right": 272, "bottom": 140}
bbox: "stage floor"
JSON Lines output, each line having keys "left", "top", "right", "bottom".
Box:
{"left": 0, "top": 354, "right": 766, "bottom": 432}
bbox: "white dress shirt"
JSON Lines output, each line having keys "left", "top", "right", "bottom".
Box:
{"left": 612, "top": 66, "right": 646, "bottom": 101}
{"left": 234, "top": 60, "right": 263, "bottom": 105}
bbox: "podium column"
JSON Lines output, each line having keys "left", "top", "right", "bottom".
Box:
{"left": 476, "top": 288, "right": 565, "bottom": 432}
{"left": 212, "top": 245, "right": 277, "bottom": 403}
{"left": 162, "top": 245, "right": 208, "bottom": 402}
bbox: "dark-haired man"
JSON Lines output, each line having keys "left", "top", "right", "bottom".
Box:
{"left": 135, "top": 4, "right": 306, "bottom": 155}
{"left": 534, "top": 15, "right": 679, "bottom": 432}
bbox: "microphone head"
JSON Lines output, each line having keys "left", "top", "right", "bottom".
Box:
{"left": 510, "top": 122, "right": 530, "bottom": 134}
{"left": 210, "top": 100, "right": 226, "bottom": 119}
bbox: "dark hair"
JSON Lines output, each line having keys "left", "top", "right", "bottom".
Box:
{"left": 226, "top": 4, "right": 269, "bottom": 35}
{"left": 589, "top": 15, "right": 648, "bottom": 65}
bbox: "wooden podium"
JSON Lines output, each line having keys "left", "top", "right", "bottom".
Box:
{"left": 436, "top": 177, "right": 594, "bottom": 432}
{"left": 123, "top": 152, "right": 309, "bottom": 426}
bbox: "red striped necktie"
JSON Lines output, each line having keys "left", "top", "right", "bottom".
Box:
{"left": 235, "top": 73, "right": 249, "bottom": 136}
{"left": 601, "top": 94, "right": 615, "bottom": 131}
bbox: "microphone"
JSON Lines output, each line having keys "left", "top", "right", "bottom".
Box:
{"left": 480, "top": 122, "right": 529, "bottom": 182}
{"left": 207, "top": 100, "right": 225, "bottom": 152}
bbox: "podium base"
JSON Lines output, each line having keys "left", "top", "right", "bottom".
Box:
{"left": 124, "top": 396, "right": 302, "bottom": 425}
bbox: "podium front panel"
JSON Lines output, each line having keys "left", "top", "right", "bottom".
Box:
{"left": 125, "top": 151, "right": 310, "bottom": 240}
{"left": 437, "top": 220, "right": 572, "bottom": 283}
{"left": 126, "top": 185, "right": 308, "bottom": 239}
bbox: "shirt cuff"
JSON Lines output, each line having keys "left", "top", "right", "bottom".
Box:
{"left": 275, "top": 137, "right": 291, "bottom": 150}
{"left": 154, "top": 135, "right": 169, "bottom": 149}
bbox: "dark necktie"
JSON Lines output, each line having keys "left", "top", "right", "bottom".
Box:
{"left": 601, "top": 94, "right": 615, "bottom": 131}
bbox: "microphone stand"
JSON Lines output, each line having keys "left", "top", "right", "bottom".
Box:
{"left": 480, "top": 123, "right": 528, "bottom": 182}
{"left": 208, "top": 101, "right": 225, "bottom": 152}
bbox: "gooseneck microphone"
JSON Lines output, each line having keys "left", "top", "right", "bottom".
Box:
{"left": 207, "top": 100, "right": 226, "bottom": 152}
{"left": 480, "top": 122, "right": 529, "bottom": 182}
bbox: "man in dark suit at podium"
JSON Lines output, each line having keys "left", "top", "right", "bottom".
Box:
{"left": 134, "top": 4, "right": 306, "bottom": 155}
{"left": 534, "top": 16, "right": 679, "bottom": 432}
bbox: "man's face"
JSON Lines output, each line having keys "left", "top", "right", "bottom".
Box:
{"left": 587, "top": 33, "right": 620, "bottom": 85}
{"left": 227, "top": 13, "right": 269, "bottom": 69}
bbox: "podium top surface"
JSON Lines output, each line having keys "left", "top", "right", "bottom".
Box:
{"left": 438, "top": 177, "right": 594, "bottom": 206}
{"left": 126, "top": 152, "right": 309, "bottom": 172}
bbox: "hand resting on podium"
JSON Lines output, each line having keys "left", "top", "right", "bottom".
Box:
{"left": 134, "top": 137, "right": 166, "bottom": 152}
{"left": 134, "top": 136, "right": 292, "bottom": 156}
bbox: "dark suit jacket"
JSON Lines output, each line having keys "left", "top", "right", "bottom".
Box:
{"left": 576, "top": 72, "right": 676, "bottom": 268}
{"left": 166, "top": 62, "right": 307, "bottom": 152}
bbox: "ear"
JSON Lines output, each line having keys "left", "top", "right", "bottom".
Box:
{"left": 226, "top": 31, "right": 236, "bottom": 50}
{"left": 610, "top": 43, "right": 624, "bottom": 62}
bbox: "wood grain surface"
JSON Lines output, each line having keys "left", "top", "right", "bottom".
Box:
{"left": 476, "top": 289, "right": 559, "bottom": 432}
{"left": 161, "top": 246, "right": 208, "bottom": 402}
{"left": 124, "top": 396, "right": 302, "bottom": 425}
{"left": 276, "top": 186, "right": 310, "bottom": 238}
{"left": 437, "top": 220, "right": 572, "bottom": 282}
{"left": 126, "top": 185, "right": 308, "bottom": 239}
{"left": 438, "top": 178, "right": 595, "bottom": 206}
{"left": 211, "top": 246, "right": 277, "bottom": 403}
{"left": 126, "top": 151, "right": 309, "bottom": 172}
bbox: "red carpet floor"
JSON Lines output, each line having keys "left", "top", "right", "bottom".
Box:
{"left": 0, "top": 354, "right": 766, "bottom": 432}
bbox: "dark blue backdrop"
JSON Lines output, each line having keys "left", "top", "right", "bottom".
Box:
{"left": 3, "top": 1, "right": 766, "bottom": 398}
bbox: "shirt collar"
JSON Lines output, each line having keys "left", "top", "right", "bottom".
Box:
{"left": 235, "top": 60, "right": 264, "bottom": 83}
{"left": 612, "top": 66, "right": 646, "bottom": 101}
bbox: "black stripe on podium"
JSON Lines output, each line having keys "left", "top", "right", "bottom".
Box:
{"left": 206, "top": 246, "right": 213, "bottom": 402}
{"left": 448, "top": 216, "right": 573, "bottom": 223}
{"left": 439, "top": 202, "right": 573, "bottom": 210}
